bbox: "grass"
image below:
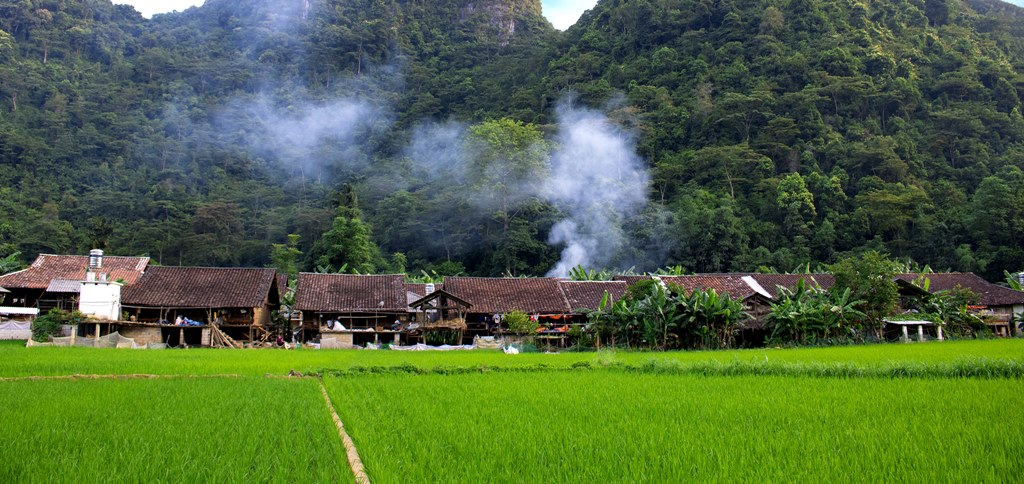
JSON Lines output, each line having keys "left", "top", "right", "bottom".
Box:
{"left": 0, "top": 338, "right": 1021, "bottom": 377}
{"left": 1, "top": 339, "right": 1022, "bottom": 482}
{"left": 0, "top": 377, "right": 352, "bottom": 483}
{"left": 325, "top": 371, "right": 1024, "bottom": 482}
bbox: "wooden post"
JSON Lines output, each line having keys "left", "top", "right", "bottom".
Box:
{"left": 918, "top": 325, "right": 924, "bottom": 342}
{"left": 938, "top": 325, "right": 944, "bottom": 341}
{"left": 901, "top": 325, "right": 909, "bottom": 343}
{"left": 179, "top": 328, "right": 184, "bottom": 347}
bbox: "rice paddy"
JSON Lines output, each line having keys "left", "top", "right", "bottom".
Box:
{"left": 0, "top": 377, "right": 351, "bottom": 482}
{"left": 1, "top": 338, "right": 1021, "bottom": 377}
{"left": 1, "top": 339, "right": 1022, "bottom": 482}
{"left": 325, "top": 371, "right": 1024, "bottom": 482}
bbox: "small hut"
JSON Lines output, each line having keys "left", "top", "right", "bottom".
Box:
{"left": 408, "top": 288, "right": 472, "bottom": 345}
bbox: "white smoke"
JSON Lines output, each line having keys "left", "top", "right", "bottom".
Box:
{"left": 211, "top": 91, "right": 391, "bottom": 183}
{"left": 403, "top": 120, "right": 470, "bottom": 182}
{"left": 544, "top": 103, "right": 650, "bottom": 277}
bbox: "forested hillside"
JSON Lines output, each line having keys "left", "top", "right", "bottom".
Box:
{"left": 1, "top": 0, "right": 1023, "bottom": 280}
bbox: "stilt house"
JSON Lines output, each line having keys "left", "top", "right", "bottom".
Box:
{"left": 120, "top": 266, "right": 281, "bottom": 346}
{"left": 294, "top": 273, "right": 409, "bottom": 347}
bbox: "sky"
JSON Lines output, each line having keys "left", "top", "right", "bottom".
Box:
{"left": 116, "top": 0, "right": 598, "bottom": 30}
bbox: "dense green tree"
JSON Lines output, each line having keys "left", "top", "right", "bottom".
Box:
{"left": 307, "top": 187, "right": 384, "bottom": 274}
{"left": 830, "top": 251, "right": 903, "bottom": 339}
{"left": 0, "top": 0, "right": 1022, "bottom": 280}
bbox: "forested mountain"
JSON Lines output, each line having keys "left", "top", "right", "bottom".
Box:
{"left": 0, "top": 0, "right": 1023, "bottom": 281}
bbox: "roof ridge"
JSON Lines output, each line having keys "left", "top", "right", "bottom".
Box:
{"left": 557, "top": 283, "right": 572, "bottom": 312}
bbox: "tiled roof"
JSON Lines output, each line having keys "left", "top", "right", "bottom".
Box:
{"left": 294, "top": 273, "right": 408, "bottom": 312}
{"left": 0, "top": 254, "right": 149, "bottom": 289}
{"left": 442, "top": 277, "right": 571, "bottom": 314}
{"left": 617, "top": 273, "right": 834, "bottom": 301}
{"left": 405, "top": 283, "right": 446, "bottom": 308}
{"left": 659, "top": 275, "right": 760, "bottom": 299}
{"left": 897, "top": 273, "right": 1024, "bottom": 306}
{"left": 277, "top": 274, "right": 290, "bottom": 301}
{"left": 612, "top": 275, "right": 651, "bottom": 285}
{"left": 122, "top": 266, "right": 279, "bottom": 308}
{"left": 748, "top": 274, "right": 834, "bottom": 297}
{"left": 559, "top": 281, "right": 627, "bottom": 311}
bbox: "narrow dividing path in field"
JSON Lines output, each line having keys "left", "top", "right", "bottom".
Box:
{"left": 320, "top": 380, "right": 371, "bottom": 484}
{"left": 1, "top": 371, "right": 369, "bottom": 483}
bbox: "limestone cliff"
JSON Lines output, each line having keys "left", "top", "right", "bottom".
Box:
{"left": 458, "top": 0, "right": 546, "bottom": 46}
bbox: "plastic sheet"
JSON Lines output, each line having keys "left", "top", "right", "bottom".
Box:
{"left": 390, "top": 343, "right": 477, "bottom": 351}
{"left": 0, "top": 320, "right": 32, "bottom": 340}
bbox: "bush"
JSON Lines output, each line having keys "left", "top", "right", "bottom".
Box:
{"left": 504, "top": 310, "right": 538, "bottom": 335}
{"left": 31, "top": 309, "right": 85, "bottom": 342}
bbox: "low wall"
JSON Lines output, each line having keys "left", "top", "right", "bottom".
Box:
{"left": 117, "top": 325, "right": 164, "bottom": 346}
{"left": 320, "top": 331, "right": 354, "bottom": 349}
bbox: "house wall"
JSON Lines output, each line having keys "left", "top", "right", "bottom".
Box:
{"left": 79, "top": 281, "right": 121, "bottom": 320}
{"left": 254, "top": 305, "right": 270, "bottom": 326}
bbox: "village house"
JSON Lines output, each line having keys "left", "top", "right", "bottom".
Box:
{"left": 897, "top": 272, "right": 1024, "bottom": 336}
{"left": 120, "top": 266, "right": 282, "bottom": 347}
{"left": 431, "top": 277, "right": 628, "bottom": 345}
{"left": 558, "top": 280, "right": 628, "bottom": 313}
{"left": 294, "top": 273, "right": 410, "bottom": 348}
{"left": 0, "top": 253, "right": 149, "bottom": 311}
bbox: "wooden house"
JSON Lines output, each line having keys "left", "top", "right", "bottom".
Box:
{"left": 437, "top": 277, "right": 571, "bottom": 343}
{"left": 120, "top": 266, "right": 281, "bottom": 347}
{"left": 0, "top": 254, "right": 149, "bottom": 311}
{"left": 897, "top": 272, "right": 1024, "bottom": 336}
{"left": 294, "top": 273, "right": 409, "bottom": 347}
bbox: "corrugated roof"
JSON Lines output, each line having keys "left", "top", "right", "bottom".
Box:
{"left": 0, "top": 254, "right": 149, "bottom": 289}
{"left": 559, "top": 281, "right": 627, "bottom": 311}
{"left": 442, "top": 277, "right": 571, "bottom": 314}
{"left": 897, "top": 273, "right": 1024, "bottom": 306}
{"left": 45, "top": 279, "right": 82, "bottom": 293}
{"left": 294, "top": 273, "right": 408, "bottom": 313}
{"left": 122, "top": 266, "right": 279, "bottom": 308}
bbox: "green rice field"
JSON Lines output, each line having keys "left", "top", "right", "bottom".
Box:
{"left": 1, "top": 339, "right": 1022, "bottom": 481}
{"left": 326, "top": 372, "right": 1023, "bottom": 482}
{"left": 0, "top": 377, "right": 351, "bottom": 482}
{"left": 1, "top": 338, "right": 1022, "bottom": 377}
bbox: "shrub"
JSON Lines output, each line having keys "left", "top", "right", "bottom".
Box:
{"left": 504, "top": 310, "right": 538, "bottom": 335}
{"left": 31, "top": 309, "right": 85, "bottom": 342}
